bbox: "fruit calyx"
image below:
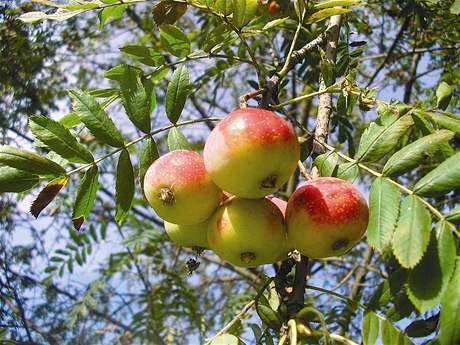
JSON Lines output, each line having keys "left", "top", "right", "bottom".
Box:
{"left": 159, "top": 187, "right": 175, "bottom": 205}
{"left": 240, "top": 252, "right": 257, "bottom": 263}
{"left": 260, "top": 174, "right": 278, "bottom": 189}
{"left": 332, "top": 238, "right": 349, "bottom": 251}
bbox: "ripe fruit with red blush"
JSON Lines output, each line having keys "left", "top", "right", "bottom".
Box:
{"left": 164, "top": 220, "right": 209, "bottom": 249}
{"left": 286, "top": 177, "right": 369, "bottom": 258}
{"left": 207, "top": 197, "right": 287, "bottom": 267}
{"left": 268, "top": 1, "right": 281, "bottom": 14}
{"left": 203, "top": 107, "right": 300, "bottom": 199}
{"left": 144, "top": 150, "right": 222, "bottom": 225}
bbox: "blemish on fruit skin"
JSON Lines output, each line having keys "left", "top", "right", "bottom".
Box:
{"left": 290, "top": 177, "right": 368, "bottom": 225}
{"left": 217, "top": 217, "right": 227, "bottom": 233}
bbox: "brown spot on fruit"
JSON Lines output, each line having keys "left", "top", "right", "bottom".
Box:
{"left": 332, "top": 238, "right": 349, "bottom": 251}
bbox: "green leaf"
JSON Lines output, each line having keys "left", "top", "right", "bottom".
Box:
{"left": 166, "top": 66, "right": 190, "bottom": 124}
{"left": 232, "top": 0, "right": 259, "bottom": 28}
{"left": 407, "top": 232, "right": 443, "bottom": 312}
{"left": 59, "top": 113, "right": 82, "bottom": 128}
{"left": 392, "top": 195, "right": 431, "bottom": 269}
{"left": 29, "top": 115, "right": 94, "bottom": 164}
{"left": 381, "top": 319, "right": 413, "bottom": 345}
{"left": 256, "top": 304, "right": 283, "bottom": 330}
{"left": 167, "top": 127, "right": 192, "bottom": 151}
{"left": 436, "top": 221, "right": 456, "bottom": 293}
{"left": 411, "top": 112, "right": 454, "bottom": 160}
{"left": 19, "top": 9, "right": 84, "bottom": 23}
{"left": 153, "top": 0, "right": 187, "bottom": 25}
{"left": 159, "top": 25, "right": 190, "bottom": 58}
{"left": 210, "top": 334, "right": 242, "bottom": 345}
{"left": 436, "top": 82, "right": 454, "bottom": 110}
{"left": 139, "top": 139, "right": 159, "bottom": 193}
{"left": 320, "top": 46, "right": 335, "bottom": 87}
{"left": 119, "top": 45, "right": 165, "bottom": 66}
{"left": 117, "top": 66, "right": 154, "bottom": 133}
{"left": 315, "top": 0, "right": 366, "bottom": 8}
{"left": 0, "top": 167, "right": 39, "bottom": 193}
{"left": 314, "top": 151, "right": 338, "bottom": 177}
{"left": 362, "top": 311, "right": 379, "bottom": 345}
{"left": 307, "top": 8, "right": 352, "bottom": 24}
{"left": 0, "top": 145, "right": 65, "bottom": 177}
{"left": 446, "top": 206, "right": 460, "bottom": 224}
{"left": 413, "top": 152, "right": 460, "bottom": 196}
{"left": 262, "top": 17, "right": 289, "bottom": 31}
{"left": 405, "top": 316, "right": 439, "bottom": 338}
{"left": 212, "top": 0, "right": 233, "bottom": 15}
{"left": 356, "top": 107, "right": 414, "bottom": 163}
{"left": 98, "top": 4, "right": 128, "bottom": 29}
{"left": 115, "top": 150, "right": 135, "bottom": 225}
{"left": 367, "top": 177, "right": 401, "bottom": 252}
{"left": 18, "top": 11, "right": 47, "bottom": 23}
{"left": 439, "top": 259, "right": 460, "bottom": 345}
{"left": 336, "top": 162, "right": 359, "bottom": 182}
{"left": 422, "top": 111, "right": 460, "bottom": 135}
{"left": 30, "top": 176, "right": 68, "bottom": 218}
{"left": 69, "top": 89, "right": 124, "bottom": 147}
{"left": 451, "top": 0, "right": 460, "bottom": 14}
{"left": 203, "top": 24, "right": 234, "bottom": 53}
{"left": 104, "top": 64, "right": 143, "bottom": 82}
{"left": 72, "top": 166, "right": 99, "bottom": 231}
{"left": 382, "top": 130, "right": 454, "bottom": 176}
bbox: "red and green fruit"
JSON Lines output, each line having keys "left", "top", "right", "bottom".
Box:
{"left": 207, "top": 197, "right": 287, "bottom": 267}
{"left": 268, "top": 1, "right": 281, "bottom": 14}
{"left": 286, "top": 177, "right": 369, "bottom": 258}
{"left": 144, "top": 150, "right": 222, "bottom": 225}
{"left": 164, "top": 220, "right": 209, "bottom": 249}
{"left": 204, "top": 108, "right": 300, "bottom": 199}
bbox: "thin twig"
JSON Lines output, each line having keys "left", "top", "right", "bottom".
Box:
{"left": 297, "top": 161, "right": 312, "bottom": 181}
{"left": 204, "top": 300, "right": 256, "bottom": 344}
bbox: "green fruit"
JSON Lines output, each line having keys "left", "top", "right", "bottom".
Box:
{"left": 164, "top": 220, "right": 209, "bottom": 249}
{"left": 144, "top": 150, "right": 222, "bottom": 225}
{"left": 208, "top": 197, "right": 287, "bottom": 267}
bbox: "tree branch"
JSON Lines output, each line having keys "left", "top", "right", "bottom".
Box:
{"left": 366, "top": 16, "right": 411, "bottom": 87}
{"left": 312, "top": 14, "right": 342, "bottom": 176}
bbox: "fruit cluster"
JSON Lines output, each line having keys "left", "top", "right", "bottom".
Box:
{"left": 144, "top": 108, "right": 369, "bottom": 268}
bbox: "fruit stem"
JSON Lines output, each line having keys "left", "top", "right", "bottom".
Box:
{"left": 239, "top": 89, "right": 264, "bottom": 108}
{"left": 297, "top": 161, "right": 312, "bottom": 181}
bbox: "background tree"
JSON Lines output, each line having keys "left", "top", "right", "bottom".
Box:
{"left": 0, "top": 0, "right": 460, "bottom": 344}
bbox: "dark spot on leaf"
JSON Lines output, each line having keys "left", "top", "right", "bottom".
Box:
{"left": 153, "top": 1, "right": 187, "bottom": 26}
{"left": 72, "top": 216, "right": 85, "bottom": 231}
{"left": 30, "top": 177, "right": 67, "bottom": 218}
